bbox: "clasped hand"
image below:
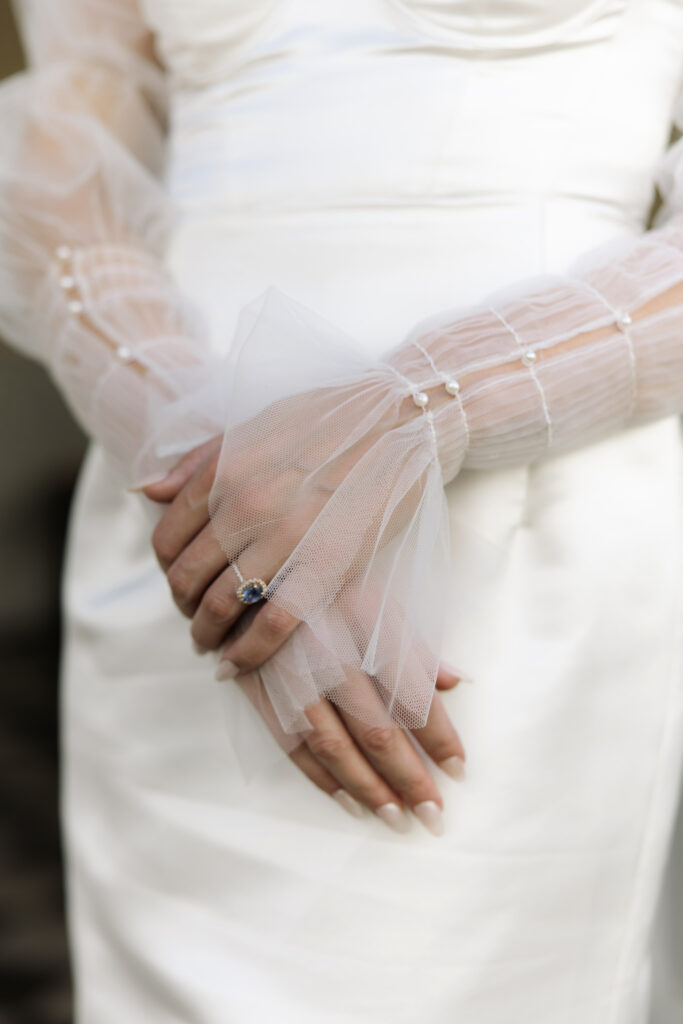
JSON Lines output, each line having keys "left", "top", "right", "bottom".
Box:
{"left": 143, "top": 376, "right": 467, "bottom": 836}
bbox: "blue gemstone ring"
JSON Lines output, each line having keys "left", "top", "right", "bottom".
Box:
{"left": 231, "top": 562, "right": 268, "bottom": 605}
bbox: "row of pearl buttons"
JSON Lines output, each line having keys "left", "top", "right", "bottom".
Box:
{"left": 410, "top": 308, "right": 632, "bottom": 410}
{"left": 55, "top": 245, "right": 136, "bottom": 364}
{"left": 411, "top": 377, "right": 461, "bottom": 408}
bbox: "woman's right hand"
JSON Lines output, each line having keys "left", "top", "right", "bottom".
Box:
{"left": 145, "top": 438, "right": 469, "bottom": 837}
{"left": 234, "top": 659, "right": 468, "bottom": 836}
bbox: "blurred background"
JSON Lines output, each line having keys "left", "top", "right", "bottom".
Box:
{"left": 1, "top": 1, "right": 682, "bottom": 1022}
{"left": 1, "top": 3, "right": 83, "bottom": 1020}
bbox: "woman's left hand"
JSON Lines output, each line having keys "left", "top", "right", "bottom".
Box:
{"left": 141, "top": 356, "right": 460, "bottom": 749}
{"left": 142, "top": 372, "right": 427, "bottom": 659}
{"left": 143, "top": 428, "right": 352, "bottom": 661}
{"left": 143, "top": 418, "right": 409, "bottom": 667}
{"left": 143, "top": 434, "right": 471, "bottom": 833}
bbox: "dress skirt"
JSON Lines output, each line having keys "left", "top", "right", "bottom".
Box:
{"left": 61, "top": 200, "right": 683, "bottom": 1023}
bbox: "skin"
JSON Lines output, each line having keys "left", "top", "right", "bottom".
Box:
{"left": 142, "top": 437, "right": 467, "bottom": 835}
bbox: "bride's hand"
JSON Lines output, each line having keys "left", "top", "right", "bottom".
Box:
{"left": 144, "top": 435, "right": 469, "bottom": 834}
{"left": 143, "top": 435, "right": 240, "bottom": 649}
{"left": 235, "top": 662, "right": 467, "bottom": 836}
{"left": 143, "top": 371, "right": 425, "bottom": 658}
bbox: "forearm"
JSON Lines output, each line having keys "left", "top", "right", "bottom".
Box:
{"left": 384, "top": 215, "right": 683, "bottom": 480}
{"left": 0, "top": 1, "right": 222, "bottom": 484}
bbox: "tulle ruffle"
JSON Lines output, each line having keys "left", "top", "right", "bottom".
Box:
{"left": 208, "top": 288, "right": 457, "bottom": 740}
{"left": 203, "top": 196, "right": 683, "bottom": 748}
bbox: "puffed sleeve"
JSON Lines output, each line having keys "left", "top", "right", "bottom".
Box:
{"left": 0, "top": 0, "right": 223, "bottom": 485}
{"left": 205, "top": 85, "right": 683, "bottom": 747}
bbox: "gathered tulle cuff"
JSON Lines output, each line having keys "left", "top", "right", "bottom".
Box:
{"left": 0, "top": 59, "right": 225, "bottom": 485}
{"left": 205, "top": 199, "right": 683, "bottom": 748}
{"left": 34, "top": 240, "right": 225, "bottom": 483}
{"left": 206, "top": 288, "right": 457, "bottom": 741}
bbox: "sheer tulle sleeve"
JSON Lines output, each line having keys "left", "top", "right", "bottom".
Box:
{"left": 0, "top": 0, "right": 221, "bottom": 485}
{"left": 208, "top": 98, "right": 683, "bottom": 750}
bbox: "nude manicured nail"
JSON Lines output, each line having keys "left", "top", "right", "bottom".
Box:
{"left": 126, "top": 471, "right": 171, "bottom": 493}
{"left": 215, "top": 660, "right": 239, "bottom": 681}
{"left": 375, "top": 802, "right": 411, "bottom": 834}
{"left": 442, "top": 661, "right": 474, "bottom": 683}
{"left": 332, "top": 789, "right": 365, "bottom": 819}
{"left": 413, "top": 801, "right": 445, "bottom": 837}
{"left": 439, "top": 755, "right": 467, "bottom": 781}
{"left": 192, "top": 639, "right": 208, "bottom": 656}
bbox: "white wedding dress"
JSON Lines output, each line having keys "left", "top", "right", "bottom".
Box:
{"left": 4, "top": 0, "right": 683, "bottom": 1021}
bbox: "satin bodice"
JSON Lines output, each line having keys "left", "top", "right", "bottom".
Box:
{"left": 139, "top": 0, "right": 683, "bottom": 238}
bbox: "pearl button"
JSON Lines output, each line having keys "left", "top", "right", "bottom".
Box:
{"left": 116, "top": 345, "right": 134, "bottom": 363}
{"left": 59, "top": 275, "right": 75, "bottom": 290}
{"left": 444, "top": 379, "right": 460, "bottom": 396}
{"left": 412, "top": 391, "right": 429, "bottom": 408}
{"left": 55, "top": 245, "right": 72, "bottom": 260}
{"left": 521, "top": 349, "right": 537, "bottom": 367}
{"left": 616, "top": 311, "right": 632, "bottom": 330}
{"left": 67, "top": 299, "right": 84, "bottom": 314}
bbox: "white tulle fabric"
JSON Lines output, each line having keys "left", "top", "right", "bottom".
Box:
{"left": 1, "top": 0, "right": 223, "bottom": 485}
{"left": 211, "top": 201, "right": 683, "bottom": 747}
{"left": 3, "top": 0, "right": 683, "bottom": 752}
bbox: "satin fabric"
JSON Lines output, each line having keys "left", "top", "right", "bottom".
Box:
{"left": 62, "top": 1, "right": 683, "bottom": 1020}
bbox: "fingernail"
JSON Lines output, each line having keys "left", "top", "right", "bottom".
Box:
{"left": 126, "top": 471, "right": 171, "bottom": 493}
{"left": 215, "top": 660, "right": 239, "bottom": 681}
{"left": 192, "top": 639, "right": 208, "bottom": 656}
{"left": 442, "top": 661, "right": 474, "bottom": 684}
{"left": 413, "top": 800, "right": 445, "bottom": 837}
{"left": 375, "top": 802, "right": 411, "bottom": 834}
{"left": 438, "top": 755, "right": 467, "bottom": 781}
{"left": 332, "top": 789, "right": 365, "bottom": 819}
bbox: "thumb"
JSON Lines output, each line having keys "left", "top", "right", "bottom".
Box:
{"left": 135, "top": 436, "right": 222, "bottom": 503}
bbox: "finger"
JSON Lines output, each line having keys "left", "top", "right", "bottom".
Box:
{"left": 195, "top": 540, "right": 290, "bottom": 653}
{"left": 227, "top": 664, "right": 363, "bottom": 821}
{"left": 288, "top": 743, "right": 365, "bottom": 820}
{"left": 191, "top": 563, "right": 246, "bottom": 652}
{"left": 334, "top": 673, "right": 445, "bottom": 836}
{"left": 303, "top": 700, "right": 410, "bottom": 833}
{"left": 142, "top": 436, "right": 222, "bottom": 504}
{"left": 435, "top": 661, "right": 472, "bottom": 690}
{"left": 151, "top": 450, "right": 221, "bottom": 571}
{"left": 411, "top": 691, "right": 467, "bottom": 781}
{"left": 213, "top": 599, "right": 300, "bottom": 676}
{"left": 166, "top": 522, "right": 230, "bottom": 618}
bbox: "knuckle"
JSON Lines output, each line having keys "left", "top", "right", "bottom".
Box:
{"left": 185, "top": 473, "right": 208, "bottom": 509}
{"left": 287, "top": 745, "right": 326, "bottom": 789}
{"left": 151, "top": 524, "right": 175, "bottom": 567}
{"left": 356, "top": 782, "right": 393, "bottom": 808}
{"left": 202, "top": 453, "right": 219, "bottom": 488}
{"left": 189, "top": 620, "right": 219, "bottom": 652}
{"left": 189, "top": 461, "right": 217, "bottom": 506}
{"left": 426, "top": 736, "right": 459, "bottom": 765}
{"left": 287, "top": 741, "right": 307, "bottom": 766}
{"left": 202, "top": 587, "right": 234, "bottom": 623}
{"left": 260, "top": 604, "right": 293, "bottom": 639}
{"left": 241, "top": 479, "right": 278, "bottom": 523}
{"left": 307, "top": 730, "right": 349, "bottom": 763}
{"left": 362, "top": 726, "right": 396, "bottom": 756}
{"left": 400, "top": 774, "right": 434, "bottom": 803}
{"left": 166, "top": 562, "right": 193, "bottom": 603}
{"left": 280, "top": 511, "right": 308, "bottom": 551}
